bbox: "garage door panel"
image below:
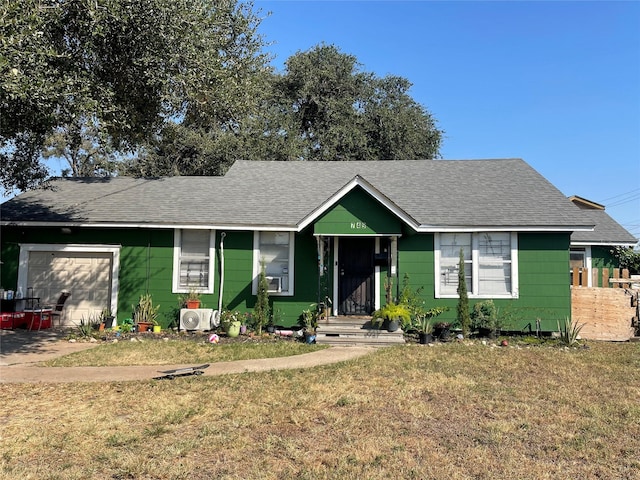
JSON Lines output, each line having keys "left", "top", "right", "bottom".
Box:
{"left": 27, "top": 251, "right": 113, "bottom": 326}
{"left": 29, "top": 267, "right": 51, "bottom": 285}
{"left": 49, "top": 270, "right": 70, "bottom": 285}
{"left": 29, "top": 252, "right": 51, "bottom": 266}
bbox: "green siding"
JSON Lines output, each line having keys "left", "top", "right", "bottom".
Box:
{"left": 392, "top": 232, "right": 572, "bottom": 331}
{"left": 396, "top": 234, "right": 436, "bottom": 306}
{"left": 0, "top": 229, "right": 20, "bottom": 292}
{"left": 219, "top": 230, "right": 254, "bottom": 312}
{"left": 591, "top": 246, "right": 621, "bottom": 286}
{"left": 314, "top": 188, "right": 402, "bottom": 235}
{"left": 516, "top": 232, "right": 571, "bottom": 330}
{"left": 591, "top": 246, "right": 617, "bottom": 270}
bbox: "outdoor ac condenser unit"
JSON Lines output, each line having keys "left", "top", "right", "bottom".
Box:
{"left": 180, "top": 308, "right": 215, "bottom": 331}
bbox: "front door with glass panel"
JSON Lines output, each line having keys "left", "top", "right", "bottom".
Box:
{"left": 338, "top": 237, "right": 374, "bottom": 315}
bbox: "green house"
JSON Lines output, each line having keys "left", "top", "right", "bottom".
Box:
{"left": 1, "top": 159, "right": 611, "bottom": 331}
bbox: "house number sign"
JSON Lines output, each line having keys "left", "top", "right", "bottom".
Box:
{"left": 350, "top": 222, "right": 367, "bottom": 230}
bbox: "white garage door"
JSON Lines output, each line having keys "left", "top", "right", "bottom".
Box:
{"left": 27, "top": 251, "right": 113, "bottom": 326}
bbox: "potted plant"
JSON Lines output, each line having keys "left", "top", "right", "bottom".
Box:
{"left": 372, "top": 303, "right": 411, "bottom": 332}
{"left": 433, "top": 321, "right": 452, "bottom": 341}
{"left": 180, "top": 289, "right": 201, "bottom": 309}
{"left": 133, "top": 293, "right": 160, "bottom": 332}
{"left": 101, "top": 308, "right": 115, "bottom": 329}
{"left": 220, "top": 310, "right": 242, "bottom": 338}
{"left": 413, "top": 306, "right": 448, "bottom": 344}
{"left": 414, "top": 315, "right": 434, "bottom": 344}
{"left": 300, "top": 304, "right": 319, "bottom": 344}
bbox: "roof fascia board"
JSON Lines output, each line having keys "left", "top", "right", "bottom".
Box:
{"left": 571, "top": 240, "right": 638, "bottom": 247}
{"left": 0, "top": 221, "right": 297, "bottom": 232}
{"left": 417, "top": 225, "right": 596, "bottom": 233}
{"left": 297, "top": 176, "right": 419, "bottom": 231}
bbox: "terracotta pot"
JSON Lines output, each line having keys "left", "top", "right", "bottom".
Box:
{"left": 186, "top": 300, "right": 201, "bottom": 309}
{"left": 137, "top": 322, "right": 153, "bottom": 332}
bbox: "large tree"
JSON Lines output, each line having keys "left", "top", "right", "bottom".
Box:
{"left": 265, "top": 44, "right": 443, "bottom": 162}
{"left": 128, "top": 44, "right": 443, "bottom": 176}
{"left": 0, "top": 0, "right": 269, "bottom": 192}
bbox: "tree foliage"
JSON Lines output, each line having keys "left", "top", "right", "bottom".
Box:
{"left": 124, "top": 44, "right": 444, "bottom": 176}
{"left": 257, "top": 44, "right": 443, "bottom": 163}
{"left": 611, "top": 246, "right": 640, "bottom": 275}
{"left": 1, "top": 0, "right": 269, "bottom": 191}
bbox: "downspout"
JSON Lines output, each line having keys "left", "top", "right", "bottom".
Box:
{"left": 317, "top": 236, "right": 323, "bottom": 307}
{"left": 215, "top": 232, "right": 226, "bottom": 327}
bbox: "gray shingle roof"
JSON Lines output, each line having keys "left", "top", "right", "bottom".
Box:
{"left": 1, "top": 159, "right": 596, "bottom": 231}
{"left": 570, "top": 204, "right": 637, "bottom": 246}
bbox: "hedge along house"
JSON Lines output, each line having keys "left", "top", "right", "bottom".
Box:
{"left": 0, "top": 159, "right": 596, "bottom": 331}
{"left": 568, "top": 195, "right": 638, "bottom": 287}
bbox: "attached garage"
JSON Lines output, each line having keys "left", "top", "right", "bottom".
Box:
{"left": 18, "top": 245, "right": 120, "bottom": 326}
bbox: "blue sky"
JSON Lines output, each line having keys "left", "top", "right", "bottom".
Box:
{"left": 255, "top": 0, "right": 640, "bottom": 242}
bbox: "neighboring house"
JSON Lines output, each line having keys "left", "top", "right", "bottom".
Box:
{"left": 569, "top": 195, "right": 638, "bottom": 287}
{"left": 0, "top": 159, "right": 596, "bottom": 331}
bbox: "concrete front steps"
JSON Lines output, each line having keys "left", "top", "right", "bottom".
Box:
{"left": 315, "top": 316, "right": 406, "bottom": 346}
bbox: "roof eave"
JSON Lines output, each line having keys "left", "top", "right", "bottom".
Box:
{"left": 416, "top": 225, "right": 596, "bottom": 233}
{"left": 0, "top": 221, "right": 299, "bottom": 231}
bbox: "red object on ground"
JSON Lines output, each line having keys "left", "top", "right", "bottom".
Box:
{"left": 1, "top": 312, "right": 27, "bottom": 329}
{"left": 1, "top": 312, "right": 15, "bottom": 329}
{"left": 25, "top": 309, "right": 53, "bottom": 330}
{"left": 501, "top": 339, "right": 509, "bottom": 347}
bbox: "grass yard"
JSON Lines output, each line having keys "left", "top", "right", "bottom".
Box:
{"left": 1, "top": 340, "right": 639, "bottom": 479}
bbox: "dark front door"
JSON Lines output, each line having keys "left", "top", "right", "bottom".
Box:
{"left": 338, "top": 237, "right": 374, "bottom": 315}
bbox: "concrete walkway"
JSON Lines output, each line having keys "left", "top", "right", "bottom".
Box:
{"left": 0, "top": 329, "right": 375, "bottom": 384}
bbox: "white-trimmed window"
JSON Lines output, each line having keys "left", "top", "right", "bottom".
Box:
{"left": 435, "top": 232, "right": 518, "bottom": 298}
{"left": 173, "top": 229, "right": 215, "bottom": 293}
{"left": 253, "top": 231, "right": 294, "bottom": 296}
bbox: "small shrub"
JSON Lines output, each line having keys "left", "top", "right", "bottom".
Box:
{"left": 471, "top": 300, "right": 498, "bottom": 332}
{"left": 557, "top": 317, "right": 585, "bottom": 346}
{"left": 77, "top": 313, "right": 100, "bottom": 338}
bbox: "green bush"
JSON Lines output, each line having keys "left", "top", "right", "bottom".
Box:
{"left": 471, "top": 300, "right": 498, "bottom": 332}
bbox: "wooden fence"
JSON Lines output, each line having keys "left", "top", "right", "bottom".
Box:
{"left": 570, "top": 267, "right": 638, "bottom": 288}
{"left": 570, "top": 268, "right": 639, "bottom": 341}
